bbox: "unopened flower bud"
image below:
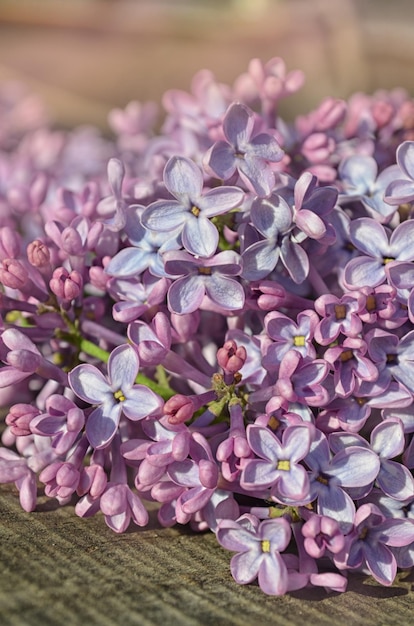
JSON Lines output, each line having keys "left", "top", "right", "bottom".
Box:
{"left": 0, "top": 258, "right": 28, "bottom": 289}
{"left": 0, "top": 227, "right": 21, "bottom": 259}
{"left": 27, "top": 239, "right": 50, "bottom": 267}
{"left": 6, "top": 403, "right": 41, "bottom": 436}
{"left": 217, "top": 340, "right": 247, "bottom": 374}
{"left": 50, "top": 268, "right": 83, "bottom": 301}
{"left": 164, "top": 394, "right": 194, "bottom": 424}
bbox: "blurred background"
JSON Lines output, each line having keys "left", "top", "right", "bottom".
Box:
{"left": 0, "top": 0, "right": 414, "bottom": 130}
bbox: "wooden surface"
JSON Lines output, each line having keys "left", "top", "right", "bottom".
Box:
{"left": 0, "top": 482, "right": 413, "bottom": 626}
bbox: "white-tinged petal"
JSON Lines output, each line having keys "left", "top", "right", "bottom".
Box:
{"left": 230, "top": 549, "right": 263, "bottom": 585}
{"left": 164, "top": 155, "right": 203, "bottom": 199}
{"left": 106, "top": 247, "right": 152, "bottom": 277}
{"left": 141, "top": 200, "right": 187, "bottom": 231}
{"left": 68, "top": 364, "right": 112, "bottom": 404}
{"left": 108, "top": 344, "right": 140, "bottom": 391}
{"left": 123, "top": 385, "right": 163, "bottom": 420}
{"left": 182, "top": 215, "right": 219, "bottom": 258}
{"left": 167, "top": 275, "right": 205, "bottom": 314}
{"left": 86, "top": 403, "right": 122, "bottom": 449}
{"left": 205, "top": 275, "right": 245, "bottom": 310}
{"left": 349, "top": 218, "right": 389, "bottom": 257}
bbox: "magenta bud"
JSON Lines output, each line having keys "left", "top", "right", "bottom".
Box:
{"left": 61, "top": 226, "right": 83, "bottom": 255}
{"left": 0, "top": 258, "right": 28, "bottom": 289}
{"left": 217, "top": 340, "right": 247, "bottom": 374}
{"left": 0, "top": 226, "right": 21, "bottom": 259}
{"left": 27, "top": 239, "right": 50, "bottom": 267}
{"left": 30, "top": 173, "right": 48, "bottom": 207}
{"left": 164, "top": 394, "right": 194, "bottom": 424}
{"left": 7, "top": 349, "right": 42, "bottom": 372}
{"left": 198, "top": 459, "right": 218, "bottom": 489}
{"left": 6, "top": 403, "right": 41, "bottom": 436}
{"left": 50, "top": 267, "right": 83, "bottom": 300}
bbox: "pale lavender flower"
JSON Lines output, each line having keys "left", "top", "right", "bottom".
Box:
{"left": 163, "top": 250, "right": 245, "bottom": 315}
{"left": 343, "top": 218, "right": 414, "bottom": 288}
{"left": 167, "top": 432, "right": 219, "bottom": 521}
{"left": 216, "top": 513, "right": 291, "bottom": 595}
{"left": 338, "top": 154, "right": 399, "bottom": 222}
{"left": 336, "top": 503, "right": 414, "bottom": 585}
{"left": 304, "top": 430, "right": 380, "bottom": 529}
{"left": 30, "top": 394, "right": 85, "bottom": 455}
{"left": 68, "top": 344, "right": 163, "bottom": 449}
{"left": 366, "top": 328, "right": 414, "bottom": 393}
{"left": 141, "top": 155, "right": 243, "bottom": 257}
{"left": 314, "top": 293, "right": 364, "bottom": 345}
{"left": 263, "top": 309, "right": 319, "bottom": 368}
{"left": 106, "top": 206, "right": 181, "bottom": 278}
{"left": 204, "top": 102, "right": 284, "bottom": 197}
{"left": 240, "top": 423, "right": 313, "bottom": 503}
{"left": 301, "top": 512, "right": 345, "bottom": 559}
{"left": 324, "top": 337, "right": 379, "bottom": 398}
{"left": 329, "top": 418, "right": 414, "bottom": 501}
{"left": 384, "top": 140, "right": 414, "bottom": 204}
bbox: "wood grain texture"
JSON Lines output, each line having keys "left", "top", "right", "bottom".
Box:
{"left": 1, "top": 484, "right": 413, "bottom": 626}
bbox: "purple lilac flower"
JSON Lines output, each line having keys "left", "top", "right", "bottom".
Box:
{"left": 30, "top": 394, "right": 85, "bottom": 455}
{"left": 329, "top": 418, "right": 414, "bottom": 501}
{"left": 167, "top": 432, "right": 219, "bottom": 521}
{"left": 343, "top": 218, "right": 414, "bottom": 289}
{"left": 304, "top": 430, "right": 380, "bottom": 529}
{"left": 0, "top": 448, "right": 38, "bottom": 512}
{"left": 163, "top": 250, "right": 245, "bottom": 314}
{"left": 216, "top": 513, "right": 292, "bottom": 595}
{"left": 240, "top": 423, "right": 313, "bottom": 504}
{"left": 240, "top": 192, "right": 302, "bottom": 282}
{"left": 335, "top": 503, "right": 414, "bottom": 585}
{"left": 68, "top": 344, "right": 163, "bottom": 449}
{"left": 314, "top": 293, "right": 364, "bottom": 345}
{"left": 366, "top": 328, "right": 414, "bottom": 393}
{"left": 384, "top": 140, "right": 414, "bottom": 204}
{"left": 141, "top": 155, "right": 244, "bottom": 257}
{"left": 204, "top": 102, "right": 284, "bottom": 197}
{"left": 324, "top": 337, "right": 379, "bottom": 398}
{"left": 300, "top": 512, "right": 345, "bottom": 559}
{"left": 263, "top": 310, "right": 319, "bottom": 366}
{"left": 106, "top": 206, "right": 181, "bottom": 278}
{"left": 338, "top": 154, "right": 399, "bottom": 222}
{"left": 290, "top": 172, "right": 337, "bottom": 244}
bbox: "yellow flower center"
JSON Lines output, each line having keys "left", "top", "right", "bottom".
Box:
{"left": 277, "top": 460, "right": 290, "bottom": 471}
{"left": 198, "top": 267, "right": 212, "bottom": 275}
{"left": 191, "top": 206, "right": 201, "bottom": 217}
{"left": 113, "top": 390, "right": 126, "bottom": 402}
{"left": 261, "top": 540, "right": 271, "bottom": 553}
{"left": 293, "top": 335, "right": 306, "bottom": 347}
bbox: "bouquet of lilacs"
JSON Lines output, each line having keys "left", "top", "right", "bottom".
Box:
{"left": 1, "top": 58, "right": 414, "bottom": 597}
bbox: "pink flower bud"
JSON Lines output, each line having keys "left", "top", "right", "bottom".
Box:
{"left": 49, "top": 267, "right": 83, "bottom": 301}
{"left": 217, "top": 340, "right": 247, "bottom": 373}
{"left": 27, "top": 239, "right": 50, "bottom": 267}
{"left": 61, "top": 226, "right": 83, "bottom": 255}
{"left": 0, "top": 226, "right": 21, "bottom": 259}
{"left": 0, "top": 258, "right": 28, "bottom": 289}
{"left": 6, "top": 403, "right": 41, "bottom": 436}
{"left": 164, "top": 394, "right": 194, "bottom": 424}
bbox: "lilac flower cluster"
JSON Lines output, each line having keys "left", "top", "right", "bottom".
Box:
{"left": 1, "top": 59, "right": 414, "bottom": 596}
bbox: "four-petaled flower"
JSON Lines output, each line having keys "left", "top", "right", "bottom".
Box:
{"left": 68, "top": 344, "right": 163, "bottom": 448}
